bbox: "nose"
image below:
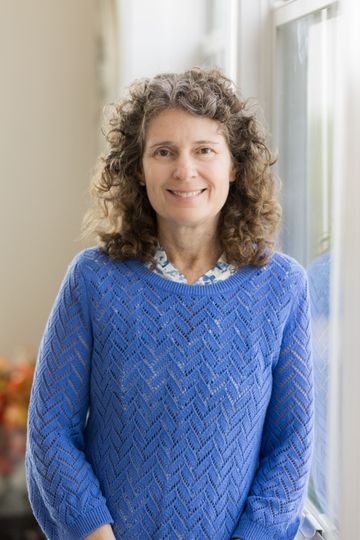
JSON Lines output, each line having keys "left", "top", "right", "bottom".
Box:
{"left": 172, "top": 154, "right": 197, "bottom": 181}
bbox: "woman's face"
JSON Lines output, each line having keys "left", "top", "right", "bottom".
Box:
{"left": 141, "top": 108, "right": 235, "bottom": 233}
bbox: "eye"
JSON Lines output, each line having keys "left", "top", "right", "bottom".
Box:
{"left": 198, "top": 147, "right": 215, "bottom": 156}
{"left": 154, "top": 148, "right": 173, "bottom": 158}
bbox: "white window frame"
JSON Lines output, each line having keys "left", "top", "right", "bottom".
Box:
{"left": 333, "top": 0, "right": 360, "bottom": 537}
{"left": 272, "top": 1, "right": 360, "bottom": 539}
{"left": 273, "top": 0, "right": 337, "bottom": 26}
{"left": 273, "top": 2, "right": 339, "bottom": 539}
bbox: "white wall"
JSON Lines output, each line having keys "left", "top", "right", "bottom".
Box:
{"left": 116, "top": 0, "right": 208, "bottom": 91}
{"left": 236, "top": 0, "right": 274, "bottom": 128}
{"left": 0, "top": 0, "right": 274, "bottom": 361}
{"left": 0, "top": 0, "right": 99, "bottom": 359}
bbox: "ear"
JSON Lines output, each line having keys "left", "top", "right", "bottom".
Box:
{"left": 229, "top": 164, "right": 236, "bottom": 183}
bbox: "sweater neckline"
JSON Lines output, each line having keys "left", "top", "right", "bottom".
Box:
{"left": 126, "top": 258, "right": 266, "bottom": 296}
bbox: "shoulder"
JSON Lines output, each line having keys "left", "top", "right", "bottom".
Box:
{"left": 70, "top": 246, "right": 111, "bottom": 272}
{"left": 67, "top": 246, "right": 144, "bottom": 288}
{"left": 258, "top": 251, "right": 308, "bottom": 305}
{"left": 62, "top": 246, "right": 109, "bottom": 281}
{"left": 265, "top": 250, "right": 308, "bottom": 296}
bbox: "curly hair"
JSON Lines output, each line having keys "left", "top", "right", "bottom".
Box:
{"left": 82, "top": 66, "right": 282, "bottom": 268}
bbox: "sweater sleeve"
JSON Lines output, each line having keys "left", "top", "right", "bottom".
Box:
{"left": 232, "top": 266, "right": 314, "bottom": 540}
{"left": 26, "top": 254, "right": 114, "bottom": 540}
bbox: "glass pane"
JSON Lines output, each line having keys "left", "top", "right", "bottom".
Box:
{"left": 276, "top": 4, "right": 339, "bottom": 533}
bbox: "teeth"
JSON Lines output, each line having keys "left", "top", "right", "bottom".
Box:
{"left": 171, "top": 190, "right": 204, "bottom": 198}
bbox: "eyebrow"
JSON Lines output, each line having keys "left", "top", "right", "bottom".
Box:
{"left": 148, "top": 140, "right": 221, "bottom": 149}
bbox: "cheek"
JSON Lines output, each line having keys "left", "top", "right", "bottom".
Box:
{"left": 142, "top": 156, "right": 156, "bottom": 180}
{"left": 144, "top": 184, "right": 166, "bottom": 213}
{"left": 143, "top": 162, "right": 167, "bottom": 186}
{"left": 210, "top": 157, "right": 233, "bottom": 178}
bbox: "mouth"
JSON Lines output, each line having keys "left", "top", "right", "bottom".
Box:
{"left": 166, "top": 188, "right": 207, "bottom": 199}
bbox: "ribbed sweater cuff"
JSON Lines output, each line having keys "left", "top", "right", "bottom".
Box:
{"left": 232, "top": 514, "right": 276, "bottom": 540}
{"left": 70, "top": 505, "right": 114, "bottom": 538}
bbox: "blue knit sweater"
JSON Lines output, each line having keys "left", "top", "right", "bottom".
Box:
{"left": 26, "top": 247, "right": 313, "bottom": 540}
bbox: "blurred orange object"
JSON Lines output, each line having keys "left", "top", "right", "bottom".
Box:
{"left": 0, "top": 356, "right": 11, "bottom": 371}
{"left": 7, "top": 362, "right": 35, "bottom": 409}
{"left": 0, "top": 353, "right": 36, "bottom": 478}
{"left": 3, "top": 404, "right": 29, "bottom": 428}
{"left": 0, "top": 357, "right": 11, "bottom": 424}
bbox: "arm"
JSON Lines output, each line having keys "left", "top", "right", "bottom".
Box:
{"left": 232, "top": 267, "right": 314, "bottom": 540}
{"left": 26, "top": 254, "right": 114, "bottom": 539}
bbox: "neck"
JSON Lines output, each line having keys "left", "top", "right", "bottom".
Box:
{"left": 157, "top": 223, "right": 222, "bottom": 283}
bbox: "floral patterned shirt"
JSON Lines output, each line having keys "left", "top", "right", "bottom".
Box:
{"left": 145, "top": 245, "right": 237, "bottom": 285}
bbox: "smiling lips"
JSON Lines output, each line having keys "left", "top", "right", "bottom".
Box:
{"left": 167, "top": 188, "right": 207, "bottom": 198}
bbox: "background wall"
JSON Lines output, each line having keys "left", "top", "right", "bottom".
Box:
{"left": 116, "top": 0, "right": 208, "bottom": 92}
{"left": 0, "top": 0, "right": 212, "bottom": 361}
{"left": 0, "top": 0, "right": 99, "bottom": 359}
{"left": 0, "top": 0, "right": 268, "bottom": 362}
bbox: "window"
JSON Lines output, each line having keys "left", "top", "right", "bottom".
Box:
{"left": 275, "top": 3, "right": 337, "bottom": 265}
{"left": 273, "top": 1, "right": 339, "bottom": 538}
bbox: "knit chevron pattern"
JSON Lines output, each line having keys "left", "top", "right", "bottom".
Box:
{"left": 26, "top": 247, "right": 313, "bottom": 540}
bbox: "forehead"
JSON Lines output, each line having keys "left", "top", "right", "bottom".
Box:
{"left": 144, "top": 108, "right": 226, "bottom": 143}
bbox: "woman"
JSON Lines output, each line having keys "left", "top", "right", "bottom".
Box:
{"left": 26, "top": 67, "right": 314, "bottom": 540}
